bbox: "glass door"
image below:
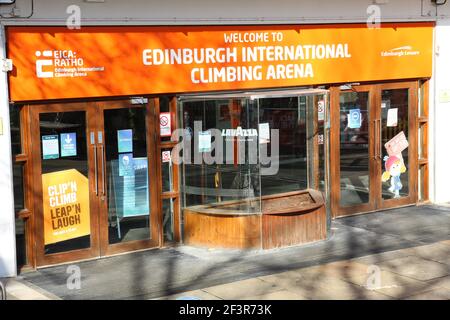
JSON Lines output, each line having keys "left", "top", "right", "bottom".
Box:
{"left": 377, "top": 82, "right": 418, "bottom": 209}
{"left": 97, "top": 101, "right": 159, "bottom": 256}
{"left": 332, "top": 85, "right": 377, "bottom": 216}
{"left": 32, "top": 103, "right": 100, "bottom": 266}
{"left": 33, "top": 100, "right": 159, "bottom": 266}
{"left": 332, "top": 82, "right": 418, "bottom": 217}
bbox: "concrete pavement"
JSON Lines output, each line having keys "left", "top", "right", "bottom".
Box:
{"left": 6, "top": 205, "right": 450, "bottom": 300}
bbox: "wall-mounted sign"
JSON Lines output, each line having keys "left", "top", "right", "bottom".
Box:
{"left": 42, "top": 135, "right": 59, "bottom": 160}
{"left": 42, "top": 169, "right": 91, "bottom": 245}
{"left": 348, "top": 109, "right": 362, "bottom": 129}
{"left": 117, "top": 129, "right": 133, "bottom": 153}
{"left": 160, "top": 112, "right": 172, "bottom": 137}
{"left": 60, "top": 132, "right": 77, "bottom": 157}
{"left": 439, "top": 89, "right": 450, "bottom": 103}
{"left": 7, "top": 24, "right": 433, "bottom": 101}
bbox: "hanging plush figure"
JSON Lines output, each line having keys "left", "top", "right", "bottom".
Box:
{"left": 382, "top": 155, "right": 407, "bottom": 198}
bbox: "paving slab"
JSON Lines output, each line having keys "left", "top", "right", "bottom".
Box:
{"left": 202, "top": 278, "right": 282, "bottom": 300}
{"left": 241, "top": 289, "right": 307, "bottom": 300}
{"left": 351, "top": 248, "right": 412, "bottom": 265}
{"left": 344, "top": 269, "right": 440, "bottom": 299}
{"left": 402, "top": 243, "right": 450, "bottom": 265}
{"left": 378, "top": 256, "right": 449, "bottom": 281}
{"left": 155, "top": 289, "right": 222, "bottom": 300}
{"left": 18, "top": 205, "right": 450, "bottom": 300}
{"left": 403, "top": 288, "right": 450, "bottom": 300}
{"left": 259, "top": 270, "right": 389, "bottom": 300}
{"left": 5, "top": 279, "right": 58, "bottom": 300}
{"left": 296, "top": 260, "right": 371, "bottom": 279}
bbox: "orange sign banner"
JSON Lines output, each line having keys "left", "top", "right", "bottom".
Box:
{"left": 42, "top": 169, "right": 91, "bottom": 245}
{"left": 7, "top": 23, "right": 433, "bottom": 101}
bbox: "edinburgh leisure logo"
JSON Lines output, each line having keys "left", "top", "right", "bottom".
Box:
{"left": 35, "top": 50, "right": 105, "bottom": 78}
{"left": 381, "top": 46, "right": 420, "bottom": 57}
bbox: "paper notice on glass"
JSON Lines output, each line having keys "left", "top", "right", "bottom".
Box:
{"left": 162, "top": 150, "right": 171, "bottom": 163}
{"left": 119, "top": 153, "right": 134, "bottom": 177}
{"left": 42, "top": 135, "right": 59, "bottom": 160}
{"left": 387, "top": 108, "right": 398, "bottom": 127}
{"left": 385, "top": 131, "right": 409, "bottom": 156}
{"left": 60, "top": 132, "right": 77, "bottom": 157}
{"left": 348, "top": 109, "right": 361, "bottom": 129}
{"left": 117, "top": 129, "right": 133, "bottom": 153}
{"left": 259, "top": 122, "right": 270, "bottom": 144}
{"left": 198, "top": 131, "right": 211, "bottom": 152}
{"left": 318, "top": 100, "right": 325, "bottom": 121}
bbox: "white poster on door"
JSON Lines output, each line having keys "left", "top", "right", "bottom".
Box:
{"left": 387, "top": 108, "right": 398, "bottom": 127}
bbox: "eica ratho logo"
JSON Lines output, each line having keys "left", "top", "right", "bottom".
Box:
{"left": 35, "top": 49, "right": 105, "bottom": 79}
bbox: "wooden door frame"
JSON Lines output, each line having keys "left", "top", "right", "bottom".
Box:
{"left": 30, "top": 102, "right": 101, "bottom": 267}
{"left": 331, "top": 80, "right": 420, "bottom": 218}
{"left": 330, "top": 84, "right": 378, "bottom": 218}
{"left": 28, "top": 99, "right": 161, "bottom": 267}
{"left": 377, "top": 81, "right": 418, "bottom": 209}
{"left": 96, "top": 99, "right": 161, "bottom": 256}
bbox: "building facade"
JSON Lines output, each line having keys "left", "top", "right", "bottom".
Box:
{"left": 0, "top": 0, "right": 449, "bottom": 277}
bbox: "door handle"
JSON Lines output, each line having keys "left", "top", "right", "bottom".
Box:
{"left": 94, "top": 145, "right": 98, "bottom": 196}
{"left": 100, "top": 145, "right": 106, "bottom": 196}
{"left": 377, "top": 119, "right": 382, "bottom": 160}
{"left": 373, "top": 119, "right": 377, "bottom": 160}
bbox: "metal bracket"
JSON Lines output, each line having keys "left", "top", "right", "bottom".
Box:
{"left": 1, "top": 58, "right": 13, "bottom": 72}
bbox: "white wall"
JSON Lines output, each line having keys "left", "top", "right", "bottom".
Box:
{"left": 432, "top": 4, "right": 450, "bottom": 203}
{"left": 0, "top": 23, "right": 17, "bottom": 278}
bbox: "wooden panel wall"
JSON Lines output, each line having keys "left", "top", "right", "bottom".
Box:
{"left": 262, "top": 207, "right": 327, "bottom": 249}
{"left": 184, "top": 211, "right": 261, "bottom": 249}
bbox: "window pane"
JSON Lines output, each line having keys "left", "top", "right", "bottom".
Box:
{"left": 381, "top": 89, "right": 409, "bottom": 199}
{"left": 40, "top": 111, "right": 91, "bottom": 254}
{"left": 161, "top": 149, "right": 173, "bottom": 193}
{"left": 15, "top": 218, "right": 27, "bottom": 266}
{"left": 259, "top": 96, "right": 307, "bottom": 195}
{"left": 9, "top": 104, "right": 22, "bottom": 156}
{"left": 181, "top": 98, "right": 261, "bottom": 214}
{"left": 162, "top": 198, "right": 174, "bottom": 242}
{"left": 104, "top": 106, "right": 151, "bottom": 244}
{"left": 13, "top": 163, "right": 25, "bottom": 212}
{"left": 339, "top": 91, "right": 370, "bottom": 206}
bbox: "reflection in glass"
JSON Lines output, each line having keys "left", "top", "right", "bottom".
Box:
{"left": 181, "top": 99, "right": 261, "bottom": 214}
{"left": 381, "top": 89, "right": 409, "bottom": 199}
{"left": 162, "top": 149, "right": 173, "bottom": 193}
{"left": 162, "top": 198, "right": 174, "bottom": 242}
{"left": 339, "top": 92, "right": 370, "bottom": 206}
{"left": 40, "top": 112, "right": 91, "bottom": 254}
{"left": 180, "top": 94, "right": 327, "bottom": 215}
{"left": 104, "top": 106, "right": 151, "bottom": 244}
{"left": 259, "top": 97, "right": 307, "bottom": 195}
